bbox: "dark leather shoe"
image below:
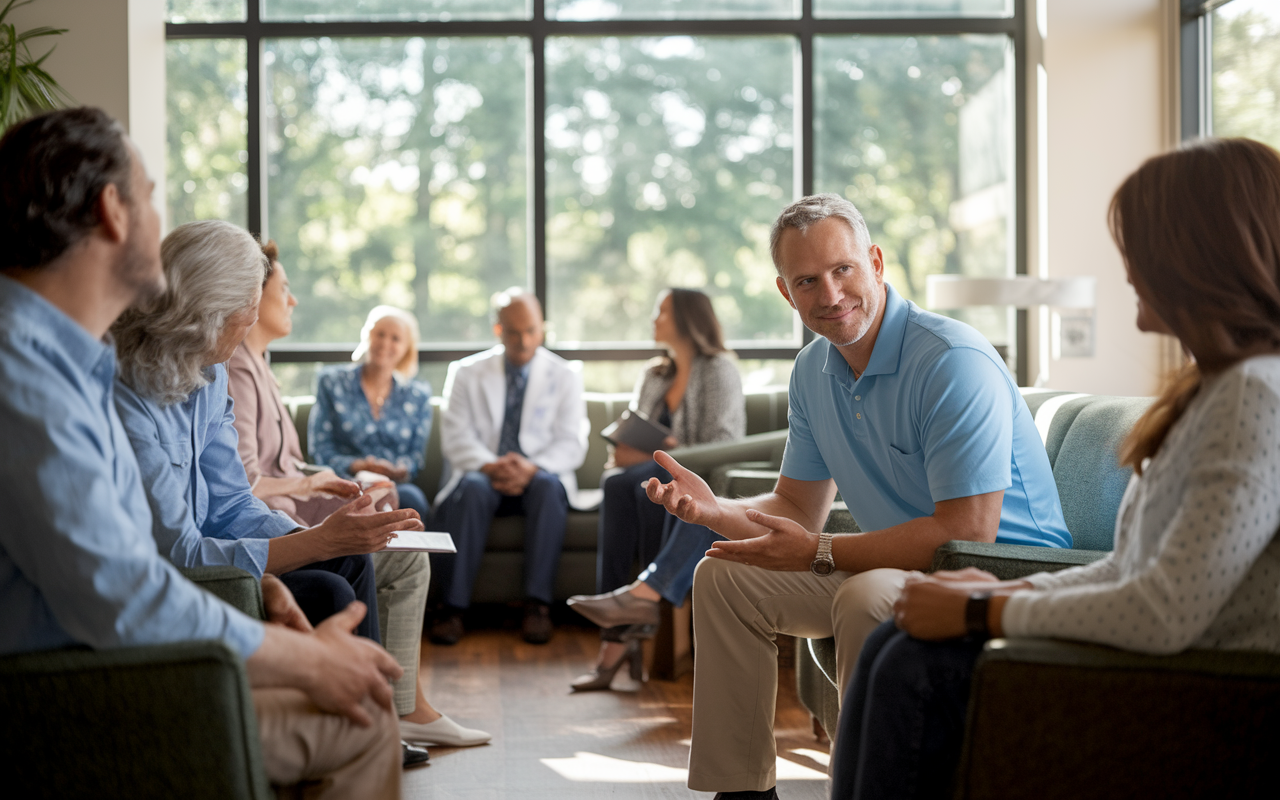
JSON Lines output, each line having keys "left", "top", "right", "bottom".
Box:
{"left": 429, "top": 611, "right": 464, "bottom": 646}
{"left": 402, "top": 741, "right": 430, "bottom": 769}
{"left": 522, "top": 601, "right": 553, "bottom": 644}
{"left": 712, "top": 789, "right": 777, "bottom": 800}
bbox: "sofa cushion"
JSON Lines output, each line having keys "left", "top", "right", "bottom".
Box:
{"left": 1050, "top": 396, "right": 1152, "bottom": 551}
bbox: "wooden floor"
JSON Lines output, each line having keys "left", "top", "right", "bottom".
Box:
{"left": 405, "top": 621, "right": 830, "bottom": 799}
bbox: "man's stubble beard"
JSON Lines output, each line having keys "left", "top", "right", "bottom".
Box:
{"left": 113, "top": 215, "right": 165, "bottom": 305}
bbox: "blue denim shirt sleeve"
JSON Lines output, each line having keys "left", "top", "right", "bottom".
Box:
{"left": 309, "top": 368, "right": 359, "bottom": 478}
{"left": 113, "top": 368, "right": 295, "bottom": 581}
{"left": 0, "top": 278, "right": 263, "bottom": 657}
{"left": 203, "top": 374, "right": 298, "bottom": 542}
{"left": 115, "top": 378, "right": 272, "bottom": 580}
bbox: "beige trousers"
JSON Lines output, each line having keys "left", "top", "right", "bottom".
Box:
{"left": 255, "top": 688, "right": 401, "bottom": 800}
{"left": 688, "top": 559, "right": 908, "bottom": 793}
{"left": 370, "top": 550, "right": 430, "bottom": 716}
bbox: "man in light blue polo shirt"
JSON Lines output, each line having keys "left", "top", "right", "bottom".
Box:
{"left": 645, "top": 194, "right": 1070, "bottom": 799}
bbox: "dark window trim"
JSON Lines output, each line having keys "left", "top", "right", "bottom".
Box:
{"left": 167, "top": 1, "right": 1028, "bottom": 377}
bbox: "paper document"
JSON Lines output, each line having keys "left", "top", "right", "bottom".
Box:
{"left": 384, "top": 531, "right": 457, "bottom": 553}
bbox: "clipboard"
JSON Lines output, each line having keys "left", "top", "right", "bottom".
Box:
{"left": 600, "top": 409, "right": 672, "bottom": 454}
{"left": 383, "top": 531, "right": 457, "bottom": 553}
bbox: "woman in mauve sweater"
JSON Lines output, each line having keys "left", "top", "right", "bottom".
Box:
{"left": 830, "top": 137, "right": 1280, "bottom": 800}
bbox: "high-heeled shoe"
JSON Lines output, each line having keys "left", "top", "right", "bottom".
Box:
{"left": 570, "top": 639, "right": 645, "bottom": 692}
{"left": 566, "top": 586, "right": 661, "bottom": 629}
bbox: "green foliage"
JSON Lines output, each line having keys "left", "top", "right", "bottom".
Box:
{"left": 0, "top": 0, "right": 73, "bottom": 132}
{"left": 166, "top": 38, "right": 248, "bottom": 227}
{"left": 1213, "top": 1, "right": 1280, "bottom": 151}
{"left": 167, "top": 28, "right": 1017, "bottom": 357}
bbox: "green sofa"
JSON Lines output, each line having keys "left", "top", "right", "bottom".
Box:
{"left": 1, "top": 566, "right": 272, "bottom": 799}
{"left": 284, "top": 386, "right": 791, "bottom": 603}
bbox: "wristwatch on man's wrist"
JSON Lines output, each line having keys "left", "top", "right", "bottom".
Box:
{"left": 809, "top": 531, "right": 836, "bottom": 576}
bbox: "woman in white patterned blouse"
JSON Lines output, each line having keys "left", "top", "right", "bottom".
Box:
{"left": 830, "top": 137, "right": 1280, "bottom": 800}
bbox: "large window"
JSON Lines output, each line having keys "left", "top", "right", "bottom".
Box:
{"left": 1181, "top": 0, "right": 1280, "bottom": 149}
{"left": 165, "top": 1, "right": 1026, "bottom": 390}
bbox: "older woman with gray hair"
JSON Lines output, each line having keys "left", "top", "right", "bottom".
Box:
{"left": 113, "top": 220, "right": 490, "bottom": 757}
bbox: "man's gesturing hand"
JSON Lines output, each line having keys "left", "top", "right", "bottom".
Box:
{"left": 644, "top": 451, "right": 722, "bottom": 528}
{"left": 705, "top": 509, "right": 820, "bottom": 571}
{"left": 304, "top": 601, "right": 402, "bottom": 726}
{"left": 311, "top": 493, "right": 424, "bottom": 558}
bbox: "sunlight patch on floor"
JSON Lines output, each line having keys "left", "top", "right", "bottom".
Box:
{"left": 541, "top": 752, "right": 828, "bottom": 783}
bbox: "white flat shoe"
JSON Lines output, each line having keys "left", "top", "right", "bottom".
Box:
{"left": 399, "top": 714, "right": 492, "bottom": 747}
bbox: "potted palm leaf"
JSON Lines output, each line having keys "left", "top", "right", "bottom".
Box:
{"left": 1, "top": 0, "right": 72, "bottom": 132}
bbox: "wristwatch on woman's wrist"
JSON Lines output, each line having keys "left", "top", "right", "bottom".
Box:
{"left": 965, "top": 591, "right": 994, "bottom": 639}
{"left": 810, "top": 531, "right": 836, "bottom": 576}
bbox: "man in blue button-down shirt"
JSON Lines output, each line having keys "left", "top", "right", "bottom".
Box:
{"left": 645, "top": 194, "right": 1072, "bottom": 798}
{"left": 0, "top": 108, "right": 402, "bottom": 797}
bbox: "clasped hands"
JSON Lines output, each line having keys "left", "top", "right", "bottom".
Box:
{"left": 482, "top": 452, "right": 538, "bottom": 496}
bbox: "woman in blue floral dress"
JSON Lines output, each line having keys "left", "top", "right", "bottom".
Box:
{"left": 309, "top": 306, "right": 434, "bottom": 518}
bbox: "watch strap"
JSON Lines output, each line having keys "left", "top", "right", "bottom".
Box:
{"left": 965, "top": 591, "right": 993, "bottom": 639}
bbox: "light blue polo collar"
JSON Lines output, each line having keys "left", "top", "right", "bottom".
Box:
{"left": 820, "top": 282, "right": 909, "bottom": 382}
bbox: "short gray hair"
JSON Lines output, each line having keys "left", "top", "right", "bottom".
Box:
{"left": 769, "top": 193, "right": 872, "bottom": 272}
{"left": 113, "top": 220, "right": 267, "bottom": 405}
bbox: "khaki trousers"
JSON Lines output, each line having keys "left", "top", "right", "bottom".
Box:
{"left": 371, "top": 550, "right": 430, "bottom": 716}
{"left": 255, "top": 688, "right": 401, "bottom": 800}
{"left": 688, "top": 559, "right": 907, "bottom": 793}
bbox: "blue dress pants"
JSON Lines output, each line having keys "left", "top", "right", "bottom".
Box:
{"left": 597, "top": 460, "right": 722, "bottom": 607}
{"left": 432, "top": 469, "right": 568, "bottom": 608}
{"left": 278, "top": 553, "right": 381, "bottom": 642}
{"left": 830, "top": 620, "right": 985, "bottom": 800}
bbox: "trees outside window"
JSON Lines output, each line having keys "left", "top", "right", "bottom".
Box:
{"left": 166, "top": 1, "right": 1024, "bottom": 391}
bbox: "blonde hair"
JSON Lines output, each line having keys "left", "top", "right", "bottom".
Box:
{"left": 113, "top": 220, "right": 267, "bottom": 405}
{"left": 352, "top": 305, "right": 420, "bottom": 378}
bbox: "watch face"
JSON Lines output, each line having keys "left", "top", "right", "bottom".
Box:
{"left": 811, "top": 559, "right": 835, "bottom": 577}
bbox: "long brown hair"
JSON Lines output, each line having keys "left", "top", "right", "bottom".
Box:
{"left": 1112, "top": 138, "right": 1280, "bottom": 473}
{"left": 656, "top": 288, "right": 730, "bottom": 377}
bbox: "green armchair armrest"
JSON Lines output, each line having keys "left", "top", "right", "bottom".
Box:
{"left": 2, "top": 566, "right": 271, "bottom": 798}
{"left": 931, "top": 540, "right": 1106, "bottom": 580}
{"left": 180, "top": 565, "right": 266, "bottom": 620}
{"left": 665, "top": 429, "right": 789, "bottom": 479}
{"left": 955, "top": 638, "right": 1280, "bottom": 800}
{"left": 0, "top": 640, "right": 271, "bottom": 800}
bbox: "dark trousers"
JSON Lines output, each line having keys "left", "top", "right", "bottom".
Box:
{"left": 597, "top": 460, "right": 722, "bottom": 606}
{"left": 830, "top": 620, "right": 984, "bottom": 800}
{"left": 597, "top": 461, "right": 671, "bottom": 593}
{"left": 433, "top": 469, "right": 568, "bottom": 608}
{"left": 396, "top": 482, "right": 429, "bottom": 518}
{"left": 278, "top": 553, "right": 381, "bottom": 643}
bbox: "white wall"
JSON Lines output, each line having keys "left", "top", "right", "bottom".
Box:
{"left": 1041, "top": 0, "right": 1178, "bottom": 396}
{"left": 10, "top": 0, "right": 166, "bottom": 224}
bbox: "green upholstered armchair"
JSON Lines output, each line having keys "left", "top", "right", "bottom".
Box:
{"left": 954, "top": 638, "right": 1280, "bottom": 799}
{"left": 0, "top": 566, "right": 272, "bottom": 799}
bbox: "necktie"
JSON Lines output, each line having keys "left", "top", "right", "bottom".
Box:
{"left": 498, "top": 367, "right": 527, "bottom": 456}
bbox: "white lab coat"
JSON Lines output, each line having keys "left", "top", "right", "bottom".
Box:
{"left": 434, "top": 345, "right": 588, "bottom": 508}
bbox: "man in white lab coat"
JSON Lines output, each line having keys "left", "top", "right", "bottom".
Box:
{"left": 429, "top": 289, "right": 587, "bottom": 645}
